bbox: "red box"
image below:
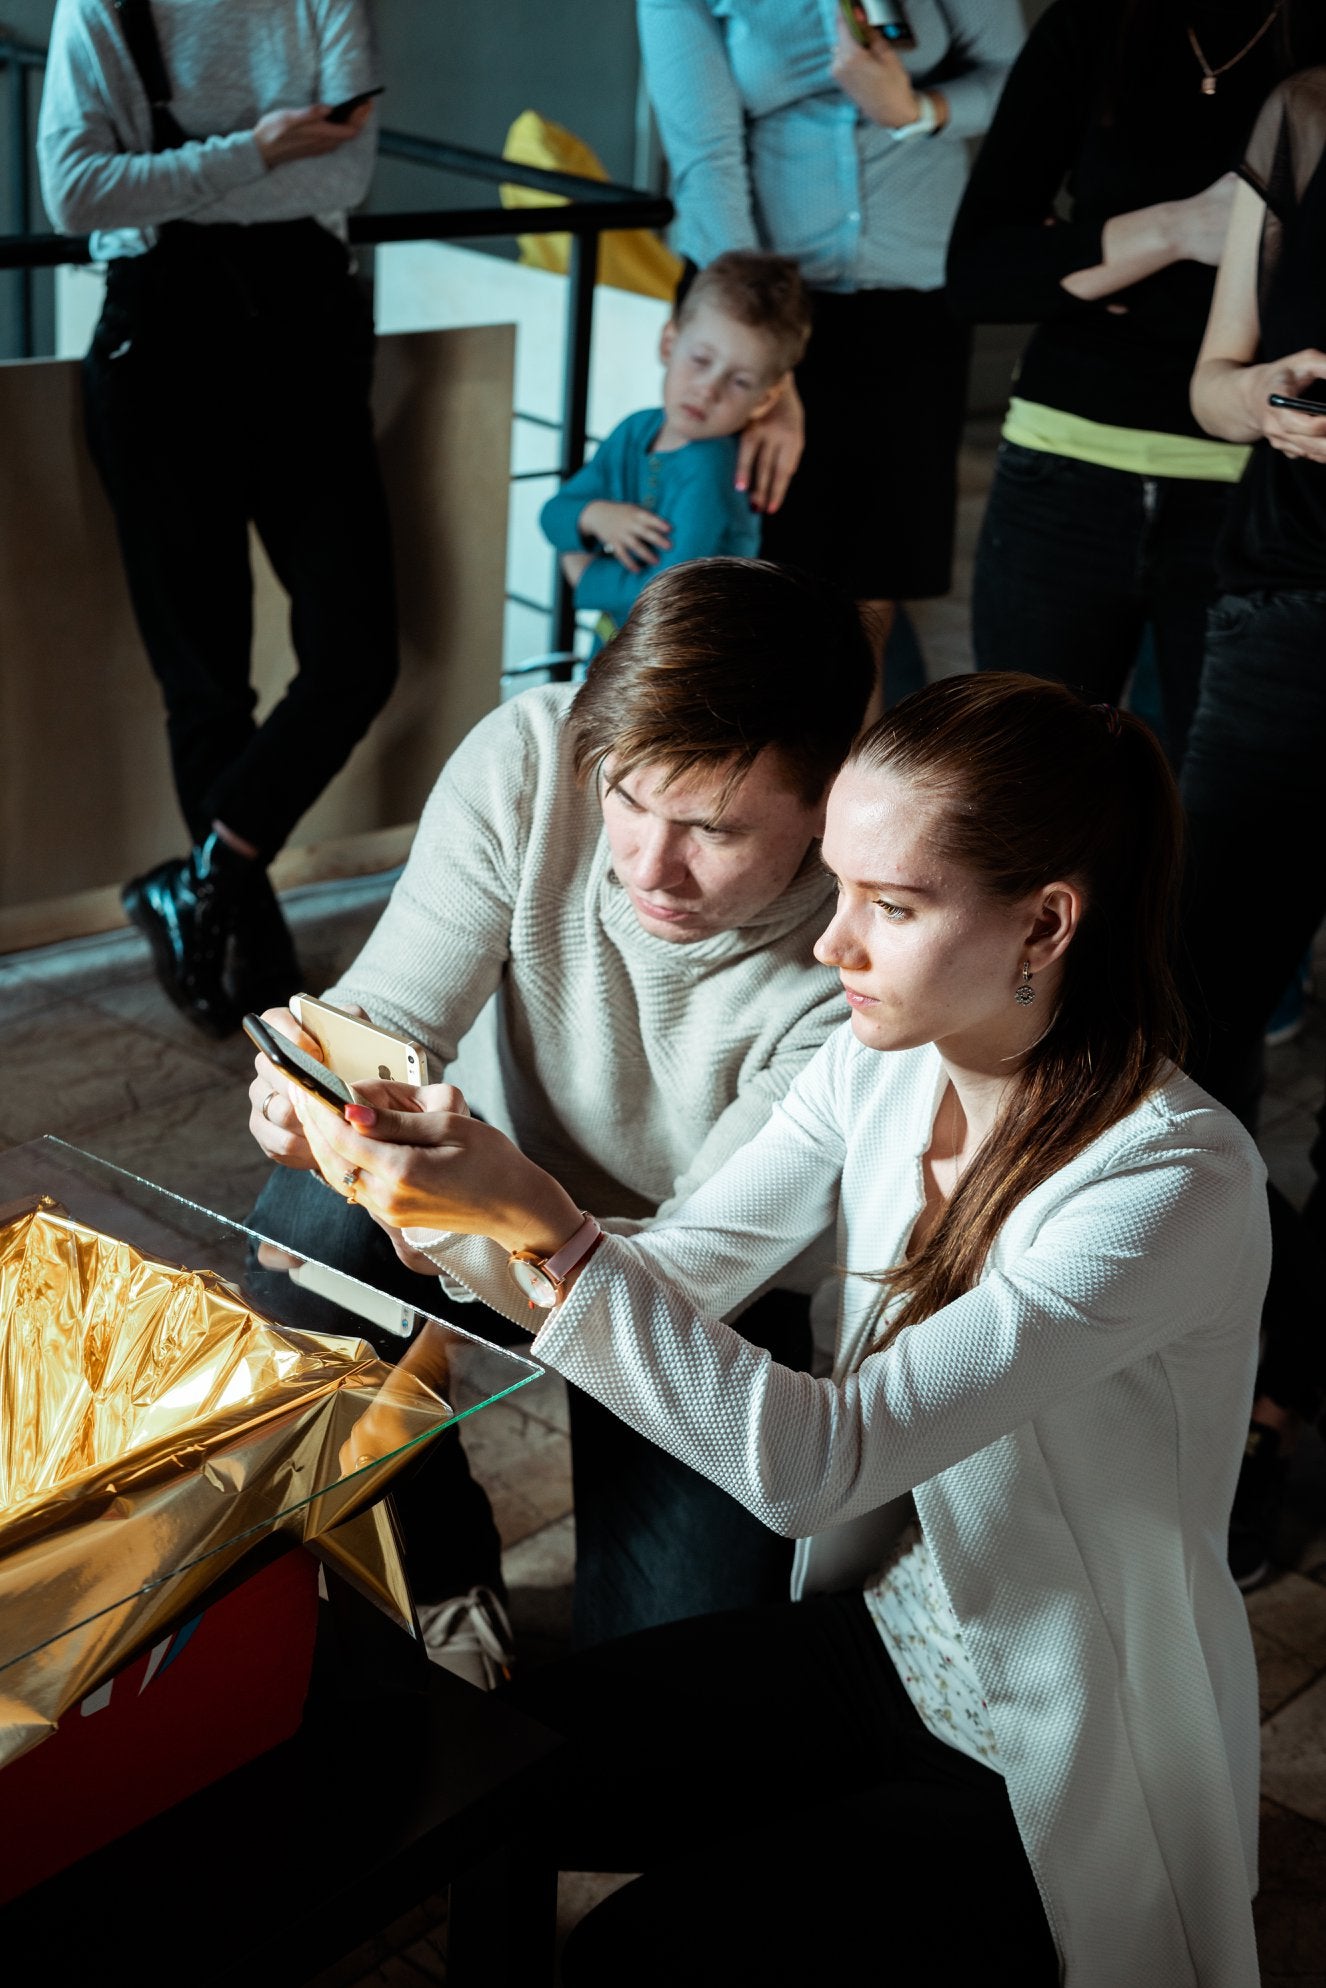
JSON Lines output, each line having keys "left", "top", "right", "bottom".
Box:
{"left": 0, "top": 1548, "right": 319, "bottom": 1903}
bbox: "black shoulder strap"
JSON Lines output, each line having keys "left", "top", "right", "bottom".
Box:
{"left": 113, "top": 0, "right": 186, "bottom": 152}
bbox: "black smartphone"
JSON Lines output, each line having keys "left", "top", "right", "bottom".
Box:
{"left": 243, "top": 1012, "right": 356, "bottom": 1112}
{"left": 326, "top": 85, "right": 384, "bottom": 124}
{"left": 1268, "top": 384, "right": 1326, "bottom": 416}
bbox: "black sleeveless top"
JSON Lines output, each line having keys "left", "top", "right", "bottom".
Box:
{"left": 947, "top": 0, "right": 1326, "bottom": 439}
{"left": 1219, "top": 68, "right": 1326, "bottom": 592}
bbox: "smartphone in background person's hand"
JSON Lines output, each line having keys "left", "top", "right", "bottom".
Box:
{"left": 326, "top": 85, "right": 383, "bottom": 124}
{"left": 1268, "top": 381, "right": 1326, "bottom": 416}
{"left": 844, "top": 0, "right": 917, "bottom": 49}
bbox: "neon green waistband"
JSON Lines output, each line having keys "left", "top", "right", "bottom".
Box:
{"left": 1002, "top": 398, "right": 1250, "bottom": 482}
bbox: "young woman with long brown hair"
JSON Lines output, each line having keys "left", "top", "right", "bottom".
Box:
{"left": 293, "top": 673, "right": 1269, "bottom": 1986}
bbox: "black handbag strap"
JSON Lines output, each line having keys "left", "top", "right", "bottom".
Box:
{"left": 113, "top": 0, "right": 187, "bottom": 152}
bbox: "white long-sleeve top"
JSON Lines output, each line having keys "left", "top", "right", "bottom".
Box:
{"left": 38, "top": 0, "right": 377, "bottom": 256}
{"left": 416, "top": 1027, "right": 1269, "bottom": 1987}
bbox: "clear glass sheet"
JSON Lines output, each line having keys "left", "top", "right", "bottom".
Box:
{"left": 0, "top": 1136, "right": 540, "bottom": 1682}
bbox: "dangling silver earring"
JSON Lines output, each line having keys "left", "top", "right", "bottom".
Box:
{"left": 1014, "top": 960, "right": 1035, "bottom": 1007}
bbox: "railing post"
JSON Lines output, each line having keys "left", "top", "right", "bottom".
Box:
{"left": 7, "top": 57, "right": 35, "bottom": 357}
{"left": 553, "top": 230, "right": 599, "bottom": 654}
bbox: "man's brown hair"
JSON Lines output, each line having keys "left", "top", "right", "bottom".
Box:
{"left": 569, "top": 557, "right": 873, "bottom": 808}
{"left": 677, "top": 250, "right": 813, "bottom": 376}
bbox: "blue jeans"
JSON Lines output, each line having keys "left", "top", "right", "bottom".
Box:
{"left": 1180, "top": 589, "right": 1326, "bottom": 1419}
{"left": 247, "top": 1166, "right": 812, "bottom": 1641}
{"left": 972, "top": 441, "right": 1236, "bottom": 766}
{"left": 567, "top": 1289, "right": 810, "bottom": 1648}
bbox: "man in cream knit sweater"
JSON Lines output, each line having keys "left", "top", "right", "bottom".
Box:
{"left": 247, "top": 560, "right": 873, "bottom": 1656}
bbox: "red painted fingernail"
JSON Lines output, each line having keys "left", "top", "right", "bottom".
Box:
{"left": 344, "top": 1103, "right": 376, "bottom": 1126}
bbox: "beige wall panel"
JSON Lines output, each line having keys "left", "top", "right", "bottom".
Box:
{"left": 0, "top": 324, "right": 514, "bottom": 936}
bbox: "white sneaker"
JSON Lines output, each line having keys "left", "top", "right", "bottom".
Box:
{"left": 417, "top": 1585, "right": 515, "bottom": 1689}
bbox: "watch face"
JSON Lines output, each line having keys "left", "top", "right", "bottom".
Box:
{"left": 508, "top": 1255, "right": 557, "bottom": 1308}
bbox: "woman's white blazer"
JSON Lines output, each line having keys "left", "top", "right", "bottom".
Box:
{"left": 427, "top": 1029, "right": 1271, "bottom": 1987}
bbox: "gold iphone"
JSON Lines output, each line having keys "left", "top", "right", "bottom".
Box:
{"left": 289, "top": 994, "right": 431, "bottom": 1088}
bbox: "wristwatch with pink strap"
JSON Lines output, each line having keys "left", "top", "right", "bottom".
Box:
{"left": 508, "top": 1212, "right": 604, "bottom": 1310}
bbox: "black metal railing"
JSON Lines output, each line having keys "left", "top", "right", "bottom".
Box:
{"left": 0, "top": 33, "right": 672, "bottom": 647}
{"left": 2, "top": 31, "right": 49, "bottom": 353}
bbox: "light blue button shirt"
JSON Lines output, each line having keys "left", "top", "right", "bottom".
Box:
{"left": 637, "top": 0, "right": 1024, "bottom": 292}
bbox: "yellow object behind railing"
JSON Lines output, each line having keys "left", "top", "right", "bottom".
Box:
{"left": 501, "top": 110, "right": 682, "bottom": 301}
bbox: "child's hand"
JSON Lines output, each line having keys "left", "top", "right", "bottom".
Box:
{"left": 579, "top": 499, "right": 672, "bottom": 574}
{"left": 561, "top": 550, "right": 593, "bottom": 587}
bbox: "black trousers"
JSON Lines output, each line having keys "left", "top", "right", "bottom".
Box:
{"left": 247, "top": 1165, "right": 813, "bottom": 1640}
{"left": 760, "top": 286, "right": 970, "bottom": 602}
{"left": 1181, "top": 589, "right": 1326, "bottom": 1420}
{"left": 972, "top": 440, "right": 1237, "bottom": 768}
{"left": 83, "top": 220, "right": 398, "bottom": 861}
{"left": 506, "top": 1590, "right": 1059, "bottom": 1987}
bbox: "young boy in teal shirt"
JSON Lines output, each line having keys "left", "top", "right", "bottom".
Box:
{"left": 541, "top": 252, "right": 811, "bottom": 638}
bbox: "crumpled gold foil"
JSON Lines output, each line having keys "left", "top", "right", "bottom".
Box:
{"left": 0, "top": 1199, "right": 452, "bottom": 1773}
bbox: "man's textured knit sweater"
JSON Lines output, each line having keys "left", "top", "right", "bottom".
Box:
{"left": 326, "top": 685, "right": 844, "bottom": 1241}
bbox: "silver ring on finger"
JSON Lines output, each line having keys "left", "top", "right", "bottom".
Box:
{"left": 261, "top": 1088, "right": 279, "bottom": 1124}
{"left": 342, "top": 1167, "right": 360, "bottom": 1205}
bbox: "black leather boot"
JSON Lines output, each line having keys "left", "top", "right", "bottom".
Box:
{"left": 225, "top": 866, "right": 302, "bottom": 1017}
{"left": 121, "top": 830, "right": 250, "bottom": 1037}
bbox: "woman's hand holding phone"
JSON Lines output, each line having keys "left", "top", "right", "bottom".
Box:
{"left": 290, "top": 1080, "right": 582, "bottom": 1263}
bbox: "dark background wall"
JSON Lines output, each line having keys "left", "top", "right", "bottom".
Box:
{"left": 373, "top": 0, "right": 643, "bottom": 182}
{"left": 2, "top": 0, "right": 53, "bottom": 43}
